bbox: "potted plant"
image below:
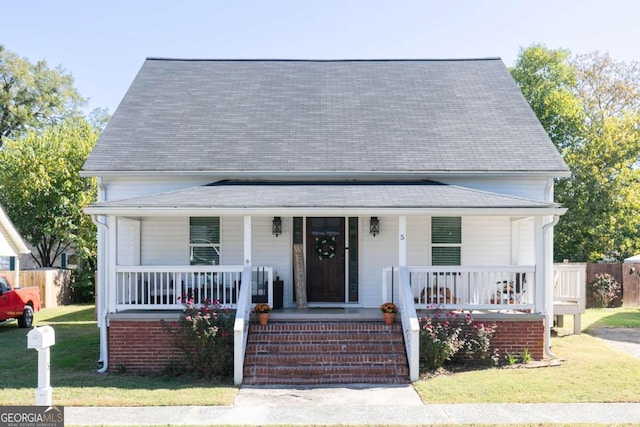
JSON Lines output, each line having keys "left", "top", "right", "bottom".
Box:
{"left": 380, "top": 302, "right": 398, "bottom": 325}
{"left": 254, "top": 303, "right": 272, "bottom": 325}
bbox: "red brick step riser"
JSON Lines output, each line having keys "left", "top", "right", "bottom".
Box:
{"left": 245, "top": 343, "right": 405, "bottom": 354}
{"left": 243, "top": 376, "right": 409, "bottom": 385}
{"left": 251, "top": 321, "right": 402, "bottom": 333}
{"left": 244, "top": 353, "right": 408, "bottom": 366}
{"left": 243, "top": 321, "right": 409, "bottom": 385}
{"left": 243, "top": 365, "right": 409, "bottom": 378}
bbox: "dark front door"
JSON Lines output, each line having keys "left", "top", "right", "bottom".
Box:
{"left": 306, "top": 217, "right": 345, "bottom": 302}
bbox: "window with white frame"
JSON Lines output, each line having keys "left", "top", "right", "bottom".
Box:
{"left": 431, "top": 217, "right": 461, "bottom": 265}
{"left": 189, "top": 217, "right": 220, "bottom": 265}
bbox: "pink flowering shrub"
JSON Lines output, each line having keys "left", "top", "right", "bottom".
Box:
{"left": 588, "top": 273, "right": 621, "bottom": 308}
{"left": 168, "top": 297, "right": 235, "bottom": 379}
{"left": 419, "top": 308, "right": 497, "bottom": 370}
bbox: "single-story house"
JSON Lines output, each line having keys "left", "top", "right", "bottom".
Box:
{"left": 82, "top": 58, "right": 573, "bottom": 384}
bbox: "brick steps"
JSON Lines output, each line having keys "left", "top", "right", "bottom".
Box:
{"left": 243, "top": 321, "right": 409, "bottom": 385}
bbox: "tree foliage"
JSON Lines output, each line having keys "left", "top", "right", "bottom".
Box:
{"left": 512, "top": 45, "right": 640, "bottom": 262}
{"left": 0, "top": 117, "right": 98, "bottom": 268}
{"left": 0, "top": 45, "right": 84, "bottom": 144}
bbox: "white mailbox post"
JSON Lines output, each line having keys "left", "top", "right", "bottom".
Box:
{"left": 27, "top": 325, "right": 55, "bottom": 406}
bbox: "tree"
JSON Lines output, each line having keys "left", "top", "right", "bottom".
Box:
{"left": 510, "top": 45, "right": 584, "bottom": 152}
{"left": 0, "top": 45, "right": 84, "bottom": 145}
{"left": 0, "top": 117, "right": 98, "bottom": 268}
{"left": 511, "top": 45, "right": 640, "bottom": 262}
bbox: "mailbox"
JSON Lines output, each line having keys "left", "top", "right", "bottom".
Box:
{"left": 27, "top": 325, "right": 56, "bottom": 349}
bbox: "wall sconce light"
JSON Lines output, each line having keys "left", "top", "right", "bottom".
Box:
{"left": 369, "top": 216, "right": 380, "bottom": 237}
{"left": 272, "top": 217, "right": 282, "bottom": 237}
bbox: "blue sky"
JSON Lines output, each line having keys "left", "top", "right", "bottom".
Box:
{"left": 2, "top": 1, "right": 638, "bottom": 114}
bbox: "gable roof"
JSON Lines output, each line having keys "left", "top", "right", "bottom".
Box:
{"left": 82, "top": 58, "right": 569, "bottom": 176}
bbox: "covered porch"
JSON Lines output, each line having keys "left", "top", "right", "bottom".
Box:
{"left": 86, "top": 180, "right": 567, "bottom": 383}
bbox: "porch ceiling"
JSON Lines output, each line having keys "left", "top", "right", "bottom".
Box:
{"left": 85, "top": 181, "right": 566, "bottom": 216}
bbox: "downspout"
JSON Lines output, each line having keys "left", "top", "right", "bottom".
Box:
{"left": 93, "top": 177, "right": 110, "bottom": 373}
{"left": 543, "top": 215, "right": 560, "bottom": 358}
{"left": 92, "top": 214, "right": 109, "bottom": 373}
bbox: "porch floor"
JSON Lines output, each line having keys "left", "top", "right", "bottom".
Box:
{"left": 268, "top": 308, "right": 381, "bottom": 321}
{"left": 266, "top": 307, "right": 541, "bottom": 322}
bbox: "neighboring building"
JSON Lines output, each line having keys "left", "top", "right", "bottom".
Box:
{"left": 0, "top": 205, "right": 30, "bottom": 284}
{"left": 82, "top": 58, "right": 570, "bottom": 383}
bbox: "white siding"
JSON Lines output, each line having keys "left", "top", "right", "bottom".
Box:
{"left": 141, "top": 217, "right": 188, "bottom": 265}
{"left": 251, "top": 217, "right": 292, "bottom": 307}
{"left": 116, "top": 218, "right": 140, "bottom": 265}
{"left": 407, "top": 216, "right": 428, "bottom": 265}
{"left": 516, "top": 218, "right": 535, "bottom": 265}
{"left": 220, "top": 217, "right": 243, "bottom": 265}
{"left": 360, "top": 216, "right": 398, "bottom": 307}
{"left": 462, "top": 216, "right": 512, "bottom": 265}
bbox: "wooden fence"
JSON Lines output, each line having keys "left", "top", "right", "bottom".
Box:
{"left": 0, "top": 269, "right": 71, "bottom": 308}
{"left": 621, "top": 263, "right": 640, "bottom": 307}
{"left": 586, "top": 263, "right": 640, "bottom": 307}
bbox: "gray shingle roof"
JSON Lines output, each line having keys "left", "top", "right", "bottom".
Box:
{"left": 83, "top": 59, "right": 569, "bottom": 175}
{"left": 87, "top": 181, "right": 557, "bottom": 211}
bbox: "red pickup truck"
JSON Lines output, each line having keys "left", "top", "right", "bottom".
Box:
{"left": 0, "top": 274, "right": 41, "bottom": 328}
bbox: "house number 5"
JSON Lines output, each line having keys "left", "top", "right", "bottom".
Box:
{"left": 400, "top": 234, "right": 405, "bottom": 241}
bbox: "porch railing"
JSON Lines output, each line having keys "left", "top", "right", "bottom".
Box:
{"left": 553, "top": 263, "right": 586, "bottom": 309}
{"left": 552, "top": 263, "right": 586, "bottom": 334}
{"left": 382, "top": 265, "right": 536, "bottom": 311}
{"left": 114, "top": 265, "right": 273, "bottom": 311}
{"left": 397, "top": 266, "right": 420, "bottom": 382}
{"left": 234, "top": 265, "right": 252, "bottom": 385}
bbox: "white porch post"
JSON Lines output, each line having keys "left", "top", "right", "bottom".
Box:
{"left": 107, "top": 215, "right": 117, "bottom": 314}
{"left": 534, "top": 215, "right": 554, "bottom": 357}
{"left": 399, "top": 215, "right": 407, "bottom": 267}
{"left": 534, "top": 216, "right": 545, "bottom": 313}
{"left": 244, "top": 216, "right": 252, "bottom": 267}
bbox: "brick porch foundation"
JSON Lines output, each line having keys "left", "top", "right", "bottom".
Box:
{"left": 107, "top": 316, "right": 183, "bottom": 373}
{"left": 488, "top": 319, "right": 545, "bottom": 360}
{"left": 106, "top": 313, "right": 545, "bottom": 374}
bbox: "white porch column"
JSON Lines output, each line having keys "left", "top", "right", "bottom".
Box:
{"left": 533, "top": 216, "right": 546, "bottom": 314}
{"left": 398, "top": 215, "right": 407, "bottom": 267}
{"left": 244, "top": 216, "right": 252, "bottom": 267}
{"left": 107, "top": 215, "right": 117, "bottom": 313}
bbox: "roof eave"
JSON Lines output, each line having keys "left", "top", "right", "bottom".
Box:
{"left": 85, "top": 206, "right": 567, "bottom": 217}
{"left": 80, "top": 169, "right": 572, "bottom": 179}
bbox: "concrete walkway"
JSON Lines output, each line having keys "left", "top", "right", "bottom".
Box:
{"left": 589, "top": 327, "right": 640, "bottom": 358}
{"left": 65, "top": 384, "right": 640, "bottom": 425}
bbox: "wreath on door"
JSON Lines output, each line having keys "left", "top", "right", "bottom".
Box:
{"left": 315, "top": 236, "right": 336, "bottom": 260}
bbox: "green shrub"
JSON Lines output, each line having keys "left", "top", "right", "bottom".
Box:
{"left": 69, "top": 269, "right": 95, "bottom": 303}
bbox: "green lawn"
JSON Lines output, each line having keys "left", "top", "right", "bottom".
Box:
{"left": 580, "top": 307, "right": 640, "bottom": 330}
{"left": 2, "top": 305, "right": 639, "bottom": 407}
{"left": 0, "top": 305, "right": 237, "bottom": 406}
{"left": 414, "top": 307, "right": 640, "bottom": 403}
